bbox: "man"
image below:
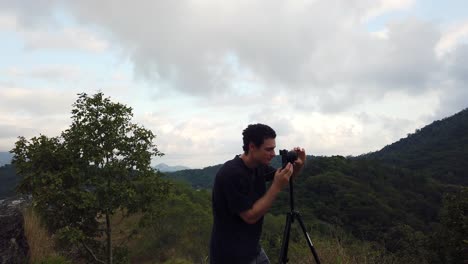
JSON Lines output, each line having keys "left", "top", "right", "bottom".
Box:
{"left": 210, "top": 123, "right": 306, "bottom": 263}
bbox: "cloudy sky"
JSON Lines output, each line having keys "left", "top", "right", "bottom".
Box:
{"left": 0, "top": 0, "right": 467, "bottom": 168}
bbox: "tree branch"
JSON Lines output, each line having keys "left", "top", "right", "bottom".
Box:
{"left": 81, "top": 241, "right": 106, "bottom": 264}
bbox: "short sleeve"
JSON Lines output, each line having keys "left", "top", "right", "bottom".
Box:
{"left": 264, "top": 165, "right": 277, "bottom": 182}
{"left": 222, "top": 172, "right": 254, "bottom": 214}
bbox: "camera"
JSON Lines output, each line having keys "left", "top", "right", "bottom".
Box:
{"left": 279, "top": 149, "right": 298, "bottom": 168}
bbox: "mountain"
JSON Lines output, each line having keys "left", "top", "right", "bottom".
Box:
{"left": 162, "top": 109, "right": 468, "bottom": 256}
{"left": 164, "top": 164, "right": 222, "bottom": 189}
{"left": 164, "top": 155, "right": 311, "bottom": 189}
{"left": 162, "top": 109, "right": 468, "bottom": 190}
{"left": 154, "top": 163, "right": 190, "bottom": 172}
{"left": 0, "top": 165, "right": 20, "bottom": 199}
{"left": 362, "top": 108, "right": 468, "bottom": 185}
{"left": 0, "top": 152, "right": 13, "bottom": 167}
{"left": 3, "top": 109, "right": 466, "bottom": 262}
{"left": 268, "top": 109, "right": 468, "bottom": 255}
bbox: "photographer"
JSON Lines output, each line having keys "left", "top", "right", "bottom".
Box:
{"left": 210, "top": 124, "right": 306, "bottom": 264}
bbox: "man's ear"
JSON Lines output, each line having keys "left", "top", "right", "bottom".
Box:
{"left": 249, "top": 142, "right": 256, "bottom": 152}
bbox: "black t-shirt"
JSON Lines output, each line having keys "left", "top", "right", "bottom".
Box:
{"left": 210, "top": 155, "right": 276, "bottom": 263}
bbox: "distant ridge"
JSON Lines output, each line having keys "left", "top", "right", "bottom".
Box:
{"left": 164, "top": 164, "right": 222, "bottom": 189}
{"left": 164, "top": 155, "right": 313, "bottom": 189}
{"left": 154, "top": 163, "right": 190, "bottom": 172}
{"left": 0, "top": 165, "right": 19, "bottom": 199}
{"left": 362, "top": 108, "right": 468, "bottom": 185}
{"left": 166, "top": 108, "right": 468, "bottom": 188}
{"left": 0, "top": 152, "right": 13, "bottom": 167}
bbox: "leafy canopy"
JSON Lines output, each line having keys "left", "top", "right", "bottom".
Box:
{"left": 12, "top": 92, "right": 169, "bottom": 263}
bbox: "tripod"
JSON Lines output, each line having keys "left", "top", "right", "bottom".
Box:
{"left": 278, "top": 177, "right": 321, "bottom": 264}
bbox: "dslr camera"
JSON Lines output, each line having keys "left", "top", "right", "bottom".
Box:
{"left": 279, "top": 149, "right": 298, "bottom": 168}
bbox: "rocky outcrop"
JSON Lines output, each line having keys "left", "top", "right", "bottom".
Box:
{"left": 0, "top": 197, "right": 29, "bottom": 264}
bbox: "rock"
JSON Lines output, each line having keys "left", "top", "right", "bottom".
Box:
{"left": 0, "top": 197, "right": 29, "bottom": 264}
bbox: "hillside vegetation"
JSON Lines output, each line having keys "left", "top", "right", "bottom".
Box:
{"left": 2, "top": 94, "right": 466, "bottom": 263}
{"left": 164, "top": 108, "right": 468, "bottom": 263}
{"left": 363, "top": 108, "right": 468, "bottom": 185}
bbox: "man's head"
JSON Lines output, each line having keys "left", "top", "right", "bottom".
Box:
{"left": 242, "top": 124, "right": 276, "bottom": 165}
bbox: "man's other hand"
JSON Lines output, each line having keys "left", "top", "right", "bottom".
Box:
{"left": 272, "top": 163, "right": 293, "bottom": 190}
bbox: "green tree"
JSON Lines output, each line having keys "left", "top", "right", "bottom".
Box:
{"left": 133, "top": 181, "right": 212, "bottom": 263}
{"left": 429, "top": 187, "right": 468, "bottom": 264}
{"left": 12, "top": 92, "right": 169, "bottom": 264}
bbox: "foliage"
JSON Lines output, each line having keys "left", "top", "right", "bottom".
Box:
{"left": 163, "top": 155, "right": 299, "bottom": 189}
{"left": 261, "top": 213, "right": 402, "bottom": 264}
{"left": 126, "top": 179, "right": 403, "bottom": 263}
{"left": 131, "top": 180, "right": 212, "bottom": 263}
{"left": 428, "top": 187, "right": 468, "bottom": 264}
{"left": 363, "top": 108, "right": 468, "bottom": 185}
{"left": 169, "top": 148, "right": 464, "bottom": 262}
{"left": 35, "top": 255, "right": 72, "bottom": 264}
{"left": 267, "top": 156, "right": 451, "bottom": 263}
{"left": 163, "top": 164, "right": 221, "bottom": 189}
{"left": 11, "top": 92, "right": 169, "bottom": 264}
{"left": 4, "top": 98, "right": 467, "bottom": 263}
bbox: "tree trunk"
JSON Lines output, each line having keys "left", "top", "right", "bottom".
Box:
{"left": 106, "top": 166, "right": 112, "bottom": 264}
{"left": 106, "top": 212, "right": 112, "bottom": 264}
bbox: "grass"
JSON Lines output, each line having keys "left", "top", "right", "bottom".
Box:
{"left": 23, "top": 207, "right": 70, "bottom": 264}
{"left": 311, "top": 237, "right": 398, "bottom": 264}
{"left": 22, "top": 206, "right": 402, "bottom": 264}
{"left": 21, "top": 195, "right": 404, "bottom": 264}
{"left": 23, "top": 207, "right": 56, "bottom": 263}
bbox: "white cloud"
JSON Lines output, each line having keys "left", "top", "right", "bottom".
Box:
{"left": 4, "top": 65, "right": 81, "bottom": 81}
{"left": 1, "top": 0, "right": 467, "bottom": 167}
{"left": 0, "top": 13, "right": 17, "bottom": 30}
{"left": 21, "top": 27, "right": 108, "bottom": 52}
{"left": 0, "top": 86, "right": 75, "bottom": 116}
{"left": 0, "top": 86, "right": 73, "bottom": 151}
{"left": 0, "top": 8, "right": 108, "bottom": 52}
{"left": 2, "top": 1, "right": 461, "bottom": 103}
{"left": 41, "top": 0, "right": 445, "bottom": 111}
{"left": 436, "top": 21, "right": 468, "bottom": 57}
{"left": 139, "top": 112, "right": 244, "bottom": 168}
{"left": 370, "top": 28, "right": 389, "bottom": 39}
{"left": 363, "top": 0, "right": 415, "bottom": 22}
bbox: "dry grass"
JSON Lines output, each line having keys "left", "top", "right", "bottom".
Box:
{"left": 283, "top": 236, "right": 398, "bottom": 264}
{"left": 23, "top": 207, "right": 57, "bottom": 263}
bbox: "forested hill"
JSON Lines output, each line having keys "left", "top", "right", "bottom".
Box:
{"left": 164, "top": 155, "right": 311, "bottom": 188}
{"left": 166, "top": 107, "right": 468, "bottom": 188}
{"left": 362, "top": 108, "right": 468, "bottom": 185}
{"left": 164, "top": 164, "right": 222, "bottom": 189}
{"left": 160, "top": 108, "right": 467, "bottom": 262}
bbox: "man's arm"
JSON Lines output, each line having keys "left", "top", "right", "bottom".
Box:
{"left": 239, "top": 183, "right": 281, "bottom": 224}
{"left": 239, "top": 163, "right": 293, "bottom": 224}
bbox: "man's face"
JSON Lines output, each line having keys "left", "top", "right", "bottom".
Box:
{"left": 251, "top": 138, "right": 276, "bottom": 165}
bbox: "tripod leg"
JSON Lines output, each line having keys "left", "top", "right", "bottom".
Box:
{"left": 278, "top": 213, "right": 293, "bottom": 264}
{"left": 295, "top": 214, "right": 321, "bottom": 264}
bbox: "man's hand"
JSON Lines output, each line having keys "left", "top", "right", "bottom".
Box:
{"left": 272, "top": 163, "right": 294, "bottom": 191}
{"left": 240, "top": 163, "right": 293, "bottom": 224}
{"left": 292, "top": 147, "right": 306, "bottom": 178}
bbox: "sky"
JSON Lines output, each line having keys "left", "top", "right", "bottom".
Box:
{"left": 0, "top": 0, "right": 467, "bottom": 168}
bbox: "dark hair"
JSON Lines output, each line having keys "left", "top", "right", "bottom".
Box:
{"left": 242, "top": 124, "right": 276, "bottom": 154}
